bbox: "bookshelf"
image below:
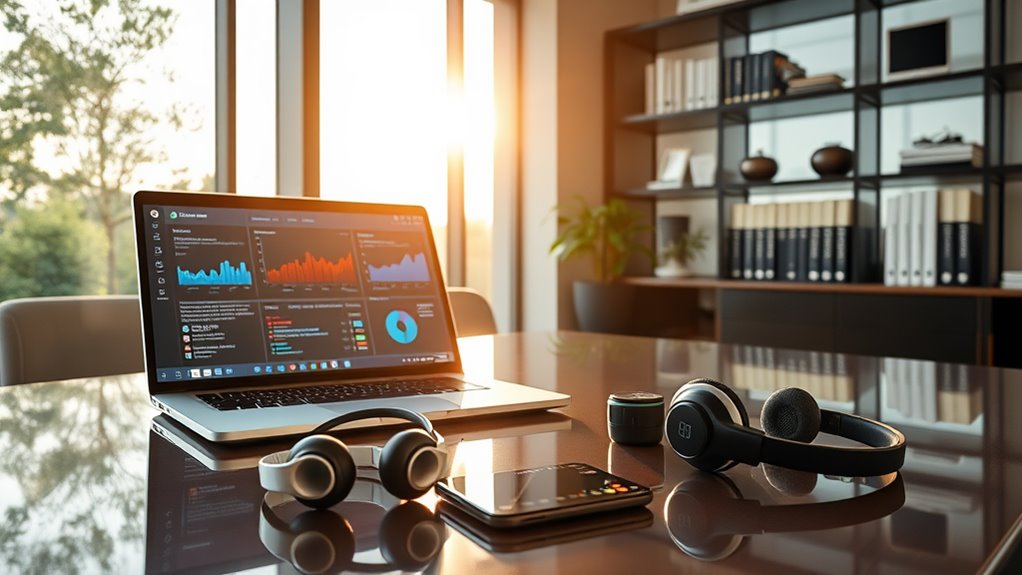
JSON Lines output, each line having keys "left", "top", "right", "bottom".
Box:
{"left": 604, "top": 0, "right": 1019, "bottom": 366}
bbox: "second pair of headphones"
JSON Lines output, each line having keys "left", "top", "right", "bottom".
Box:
{"left": 259, "top": 408, "right": 448, "bottom": 508}
{"left": 666, "top": 378, "right": 906, "bottom": 476}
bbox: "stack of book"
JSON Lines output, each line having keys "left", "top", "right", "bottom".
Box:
{"left": 883, "top": 188, "right": 981, "bottom": 287}
{"left": 728, "top": 345, "right": 854, "bottom": 403}
{"left": 723, "top": 51, "right": 805, "bottom": 105}
{"left": 899, "top": 143, "right": 983, "bottom": 173}
{"left": 727, "top": 199, "right": 854, "bottom": 283}
{"left": 882, "top": 358, "right": 981, "bottom": 425}
{"left": 1001, "top": 271, "right": 1022, "bottom": 289}
{"left": 786, "top": 73, "right": 845, "bottom": 96}
{"left": 644, "top": 55, "right": 719, "bottom": 115}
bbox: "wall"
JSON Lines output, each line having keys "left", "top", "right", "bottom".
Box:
{"left": 521, "top": 0, "right": 658, "bottom": 331}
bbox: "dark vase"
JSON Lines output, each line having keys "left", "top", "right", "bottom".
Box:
{"left": 740, "top": 153, "right": 778, "bottom": 182}
{"left": 573, "top": 281, "right": 635, "bottom": 334}
{"left": 811, "top": 144, "right": 854, "bottom": 177}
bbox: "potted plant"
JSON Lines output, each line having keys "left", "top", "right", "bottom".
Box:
{"left": 549, "top": 197, "right": 653, "bottom": 333}
{"left": 655, "top": 228, "right": 708, "bottom": 278}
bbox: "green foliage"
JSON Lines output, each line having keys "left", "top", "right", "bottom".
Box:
{"left": 0, "top": 199, "right": 105, "bottom": 299}
{"left": 659, "top": 228, "right": 709, "bottom": 266}
{"left": 549, "top": 197, "right": 653, "bottom": 283}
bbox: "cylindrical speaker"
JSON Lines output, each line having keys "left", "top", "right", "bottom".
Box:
{"left": 607, "top": 392, "right": 665, "bottom": 446}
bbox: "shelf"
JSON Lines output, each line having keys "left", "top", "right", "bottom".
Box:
{"left": 725, "top": 175, "right": 854, "bottom": 192}
{"left": 614, "top": 185, "right": 719, "bottom": 200}
{"left": 865, "top": 168, "right": 985, "bottom": 187}
{"left": 619, "top": 108, "right": 718, "bottom": 133}
{"left": 723, "top": 89, "right": 855, "bottom": 122}
{"left": 621, "top": 276, "right": 1022, "bottom": 298}
{"left": 862, "top": 70, "right": 985, "bottom": 106}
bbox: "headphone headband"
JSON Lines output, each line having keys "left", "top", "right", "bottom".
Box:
{"left": 310, "top": 407, "right": 443, "bottom": 446}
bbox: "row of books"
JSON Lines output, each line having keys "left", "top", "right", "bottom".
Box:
{"left": 722, "top": 50, "right": 805, "bottom": 105}
{"left": 727, "top": 199, "right": 854, "bottom": 283}
{"left": 727, "top": 346, "right": 854, "bottom": 403}
{"left": 882, "top": 189, "right": 981, "bottom": 287}
{"left": 644, "top": 56, "right": 720, "bottom": 115}
{"left": 899, "top": 143, "right": 983, "bottom": 174}
{"left": 1002, "top": 270, "right": 1022, "bottom": 289}
{"left": 882, "top": 358, "right": 981, "bottom": 426}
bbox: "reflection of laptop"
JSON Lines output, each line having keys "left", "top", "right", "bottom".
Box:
{"left": 133, "top": 191, "right": 569, "bottom": 442}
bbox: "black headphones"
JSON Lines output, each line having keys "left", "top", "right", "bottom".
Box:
{"left": 259, "top": 408, "right": 448, "bottom": 508}
{"left": 665, "top": 471, "right": 905, "bottom": 562}
{"left": 260, "top": 481, "right": 446, "bottom": 574}
{"left": 665, "top": 378, "right": 906, "bottom": 476}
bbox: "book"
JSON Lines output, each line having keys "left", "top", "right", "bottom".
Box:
{"left": 672, "top": 58, "right": 684, "bottom": 113}
{"left": 743, "top": 54, "right": 753, "bottom": 102}
{"left": 685, "top": 59, "right": 696, "bottom": 110}
{"left": 883, "top": 195, "right": 899, "bottom": 286}
{"left": 785, "top": 203, "right": 799, "bottom": 281}
{"left": 938, "top": 189, "right": 956, "bottom": 286}
{"left": 725, "top": 57, "right": 734, "bottom": 105}
{"left": 729, "top": 203, "right": 744, "bottom": 279}
{"left": 820, "top": 200, "right": 835, "bottom": 282}
{"left": 796, "top": 202, "right": 810, "bottom": 282}
{"left": 776, "top": 202, "right": 789, "bottom": 283}
{"left": 732, "top": 56, "right": 743, "bottom": 105}
{"left": 656, "top": 56, "right": 668, "bottom": 114}
{"left": 953, "top": 189, "right": 982, "bottom": 285}
{"left": 909, "top": 190, "right": 924, "bottom": 286}
{"left": 834, "top": 199, "right": 853, "bottom": 283}
{"left": 644, "top": 63, "right": 655, "bottom": 115}
{"left": 695, "top": 58, "right": 707, "bottom": 109}
{"left": 807, "top": 201, "right": 822, "bottom": 281}
{"left": 764, "top": 203, "right": 777, "bottom": 280}
{"left": 707, "top": 57, "right": 718, "bottom": 107}
{"left": 921, "top": 190, "right": 937, "bottom": 287}
{"left": 896, "top": 193, "right": 911, "bottom": 286}
{"left": 743, "top": 203, "right": 755, "bottom": 280}
{"left": 761, "top": 50, "right": 790, "bottom": 99}
{"left": 753, "top": 204, "right": 766, "bottom": 280}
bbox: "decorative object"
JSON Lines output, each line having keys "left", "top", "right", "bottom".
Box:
{"left": 550, "top": 197, "right": 653, "bottom": 333}
{"left": 740, "top": 150, "right": 778, "bottom": 182}
{"left": 647, "top": 148, "right": 690, "bottom": 190}
{"left": 887, "top": 18, "right": 950, "bottom": 82}
{"left": 689, "top": 153, "right": 716, "bottom": 187}
{"left": 899, "top": 127, "right": 983, "bottom": 172}
{"left": 655, "top": 216, "right": 708, "bottom": 278}
{"left": 811, "top": 144, "right": 854, "bottom": 177}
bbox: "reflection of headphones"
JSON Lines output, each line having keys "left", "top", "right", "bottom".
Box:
{"left": 259, "top": 408, "right": 448, "bottom": 508}
{"left": 665, "top": 472, "right": 905, "bottom": 562}
{"left": 260, "top": 481, "right": 446, "bottom": 574}
{"left": 666, "top": 378, "right": 906, "bottom": 475}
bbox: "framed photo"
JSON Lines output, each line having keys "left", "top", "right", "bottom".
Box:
{"left": 658, "top": 148, "right": 691, "bottom": 184}
{"left": 887, "top": 18, "right": 950, "bottom": 82}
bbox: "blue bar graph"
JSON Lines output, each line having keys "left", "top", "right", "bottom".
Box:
{"left": 177, "top": 260, "right": 253, "bottom": 286}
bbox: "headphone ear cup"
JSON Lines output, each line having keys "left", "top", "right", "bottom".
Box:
{"left": 289, "top": 435, "right": 357, "bottom": 509}
{"left": 379, "top": 429, "right": 442, "bottom": 500}
{"left": 760, "top": 387, "right": 821, "bottom": 443}
{"left": 378, "top": 501, "right": 446, "bottom": 571}
{"left": 286, "top": 510, "right": 356, "bottom": 574}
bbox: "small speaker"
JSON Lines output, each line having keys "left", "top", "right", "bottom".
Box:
{"left": 607, "top": 392, "right": 664, "bottom": 446}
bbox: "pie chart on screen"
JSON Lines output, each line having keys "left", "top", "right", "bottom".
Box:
{"left": 385, "top": 310, "right": 418, "bottom": 344}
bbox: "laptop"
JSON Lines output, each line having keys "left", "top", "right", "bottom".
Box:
{"left": 133, "top": 190, "right": 569, "bottom": 442}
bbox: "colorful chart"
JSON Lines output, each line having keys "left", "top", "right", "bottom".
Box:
{"left": 367, "top": 253, "right": 429, "bottom": 283}
{"left": 385, "top": 310, "right": 418, "bottom": 344}
{"left": 265, "top": 252, "right": 357, "bottom": 284}
{"left": 177, "top": 260, "right": 252, "bottom": 286}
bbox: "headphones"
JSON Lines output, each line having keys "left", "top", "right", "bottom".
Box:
{"left": 259, "top": 408, "right": 448, "bottom": 508}
{"left": 665, "top": 378, "right": 906, "bottom": 476}
{"left": 260, "top": 480, "right": 446, "bottom": 574}
{"left": 665, "top": 471, "right": 905, "bottom": 562}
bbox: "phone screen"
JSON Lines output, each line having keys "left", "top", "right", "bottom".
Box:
{"left": 438, "top": 463, "right": 650, "bottom": 520}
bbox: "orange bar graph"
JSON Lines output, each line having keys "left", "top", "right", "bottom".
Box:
{"left": 266, "top": 252, "right": 356, "bottom": 284}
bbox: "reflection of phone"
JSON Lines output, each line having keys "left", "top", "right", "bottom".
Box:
{"left": 438, "top": 500, "right": 654, "bottom": 553}
{"left": 435, "top": 462, "right": 653, "bottom": 528}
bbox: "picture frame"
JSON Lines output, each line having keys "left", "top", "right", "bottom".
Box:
{"left": 657, "top": 148, "right": 691, "bottom": 184}
{"left": 887, "top": 18, "right": 950, "bottom": 82}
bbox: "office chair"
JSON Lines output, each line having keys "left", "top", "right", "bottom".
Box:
{"left": 446, "top": 287, "right": 498, "bottom": 337}
{"left": 0, "top": 295, "right": 144, "bottom": 386}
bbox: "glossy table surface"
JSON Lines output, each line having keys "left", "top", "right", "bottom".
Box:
{"left": 1, "top": 331, "right": 1021, "bottom": 574}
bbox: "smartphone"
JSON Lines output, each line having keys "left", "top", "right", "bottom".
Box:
{"left": 435, "top": 462, "right": 653, "bottom": 528}
{"left": 438, "top": 500, "right": 654, "bottom": 553}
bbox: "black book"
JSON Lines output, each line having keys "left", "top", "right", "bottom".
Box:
{"left": 776, "top": 203, "right": 789, "bottom": 282}
{"left": 753, "top": 205, "right": 766, "bottom": 280}
{"left": 732, "top": 56, "right": 743, "bottom": 105}
{"left": 724, "top": 57, "right": 734, "bottom": 105}
{"left": 743, "top": 54, "right": 754, "bottom": 102}
{"left": 834, "top": 199, "right": 853, "bottom": 283}
{"left": 764, "top": 50, "right": 789, "bottom": 99}
{"left": 750, "top": 52, "right": 762, "bottom": 101}
{"left": 807, "top": 201, "right": 822, "bottom": 282}
{"left": 938, "top": 190, "right": 955, "bottom": 285}
{"left": 785, "top": 203, "right": 799, "bottom": 281}
{"left": 742, "top": 204, "right": 755, "bottom": 280}
{"left": 820, "top": 200, "right": 835, "bottom": 282}
{"left": 955, "top": 189, "right": 982, "bottom": 285}
{"left": 796, "top": 202, "right": 810, "bottom": 282}
{"left": 729, "top": 203, "right": 744, "bottom": 279}
{"left": 764, "top": 204, "right": 777, "bottom": 280}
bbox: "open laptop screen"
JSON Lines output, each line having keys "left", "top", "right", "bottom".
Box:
{"left": 135, "top": 192, "right": 459, "bottom": 389}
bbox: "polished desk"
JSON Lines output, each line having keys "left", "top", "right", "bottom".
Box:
{"left": 1, "top": 331, "right": 1020, "bottom": 574}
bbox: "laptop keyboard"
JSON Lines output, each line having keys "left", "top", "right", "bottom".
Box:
{"left": 196, "top": 377, "right": 484, "bottom": 411}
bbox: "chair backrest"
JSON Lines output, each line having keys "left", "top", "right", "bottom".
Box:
{"left": 446, "top": 287, "right": 498, "bottom": 337}
{"left": 0, "top": 295, "right": 144, "bottom": 386}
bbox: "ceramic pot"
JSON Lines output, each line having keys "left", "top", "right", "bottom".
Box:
{"left": 740, "top": 152, "right": 778, "bottom": 182}
{"left": 811, "top": 144, "right": 854, "bottom": 177}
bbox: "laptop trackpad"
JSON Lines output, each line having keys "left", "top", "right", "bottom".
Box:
{"left": 319, "top": 395, "right": 463, "bottom": 417}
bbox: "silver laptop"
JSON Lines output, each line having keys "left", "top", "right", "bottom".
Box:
{"left": 133, "top": 190, "right": 569, "bottom": 442}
